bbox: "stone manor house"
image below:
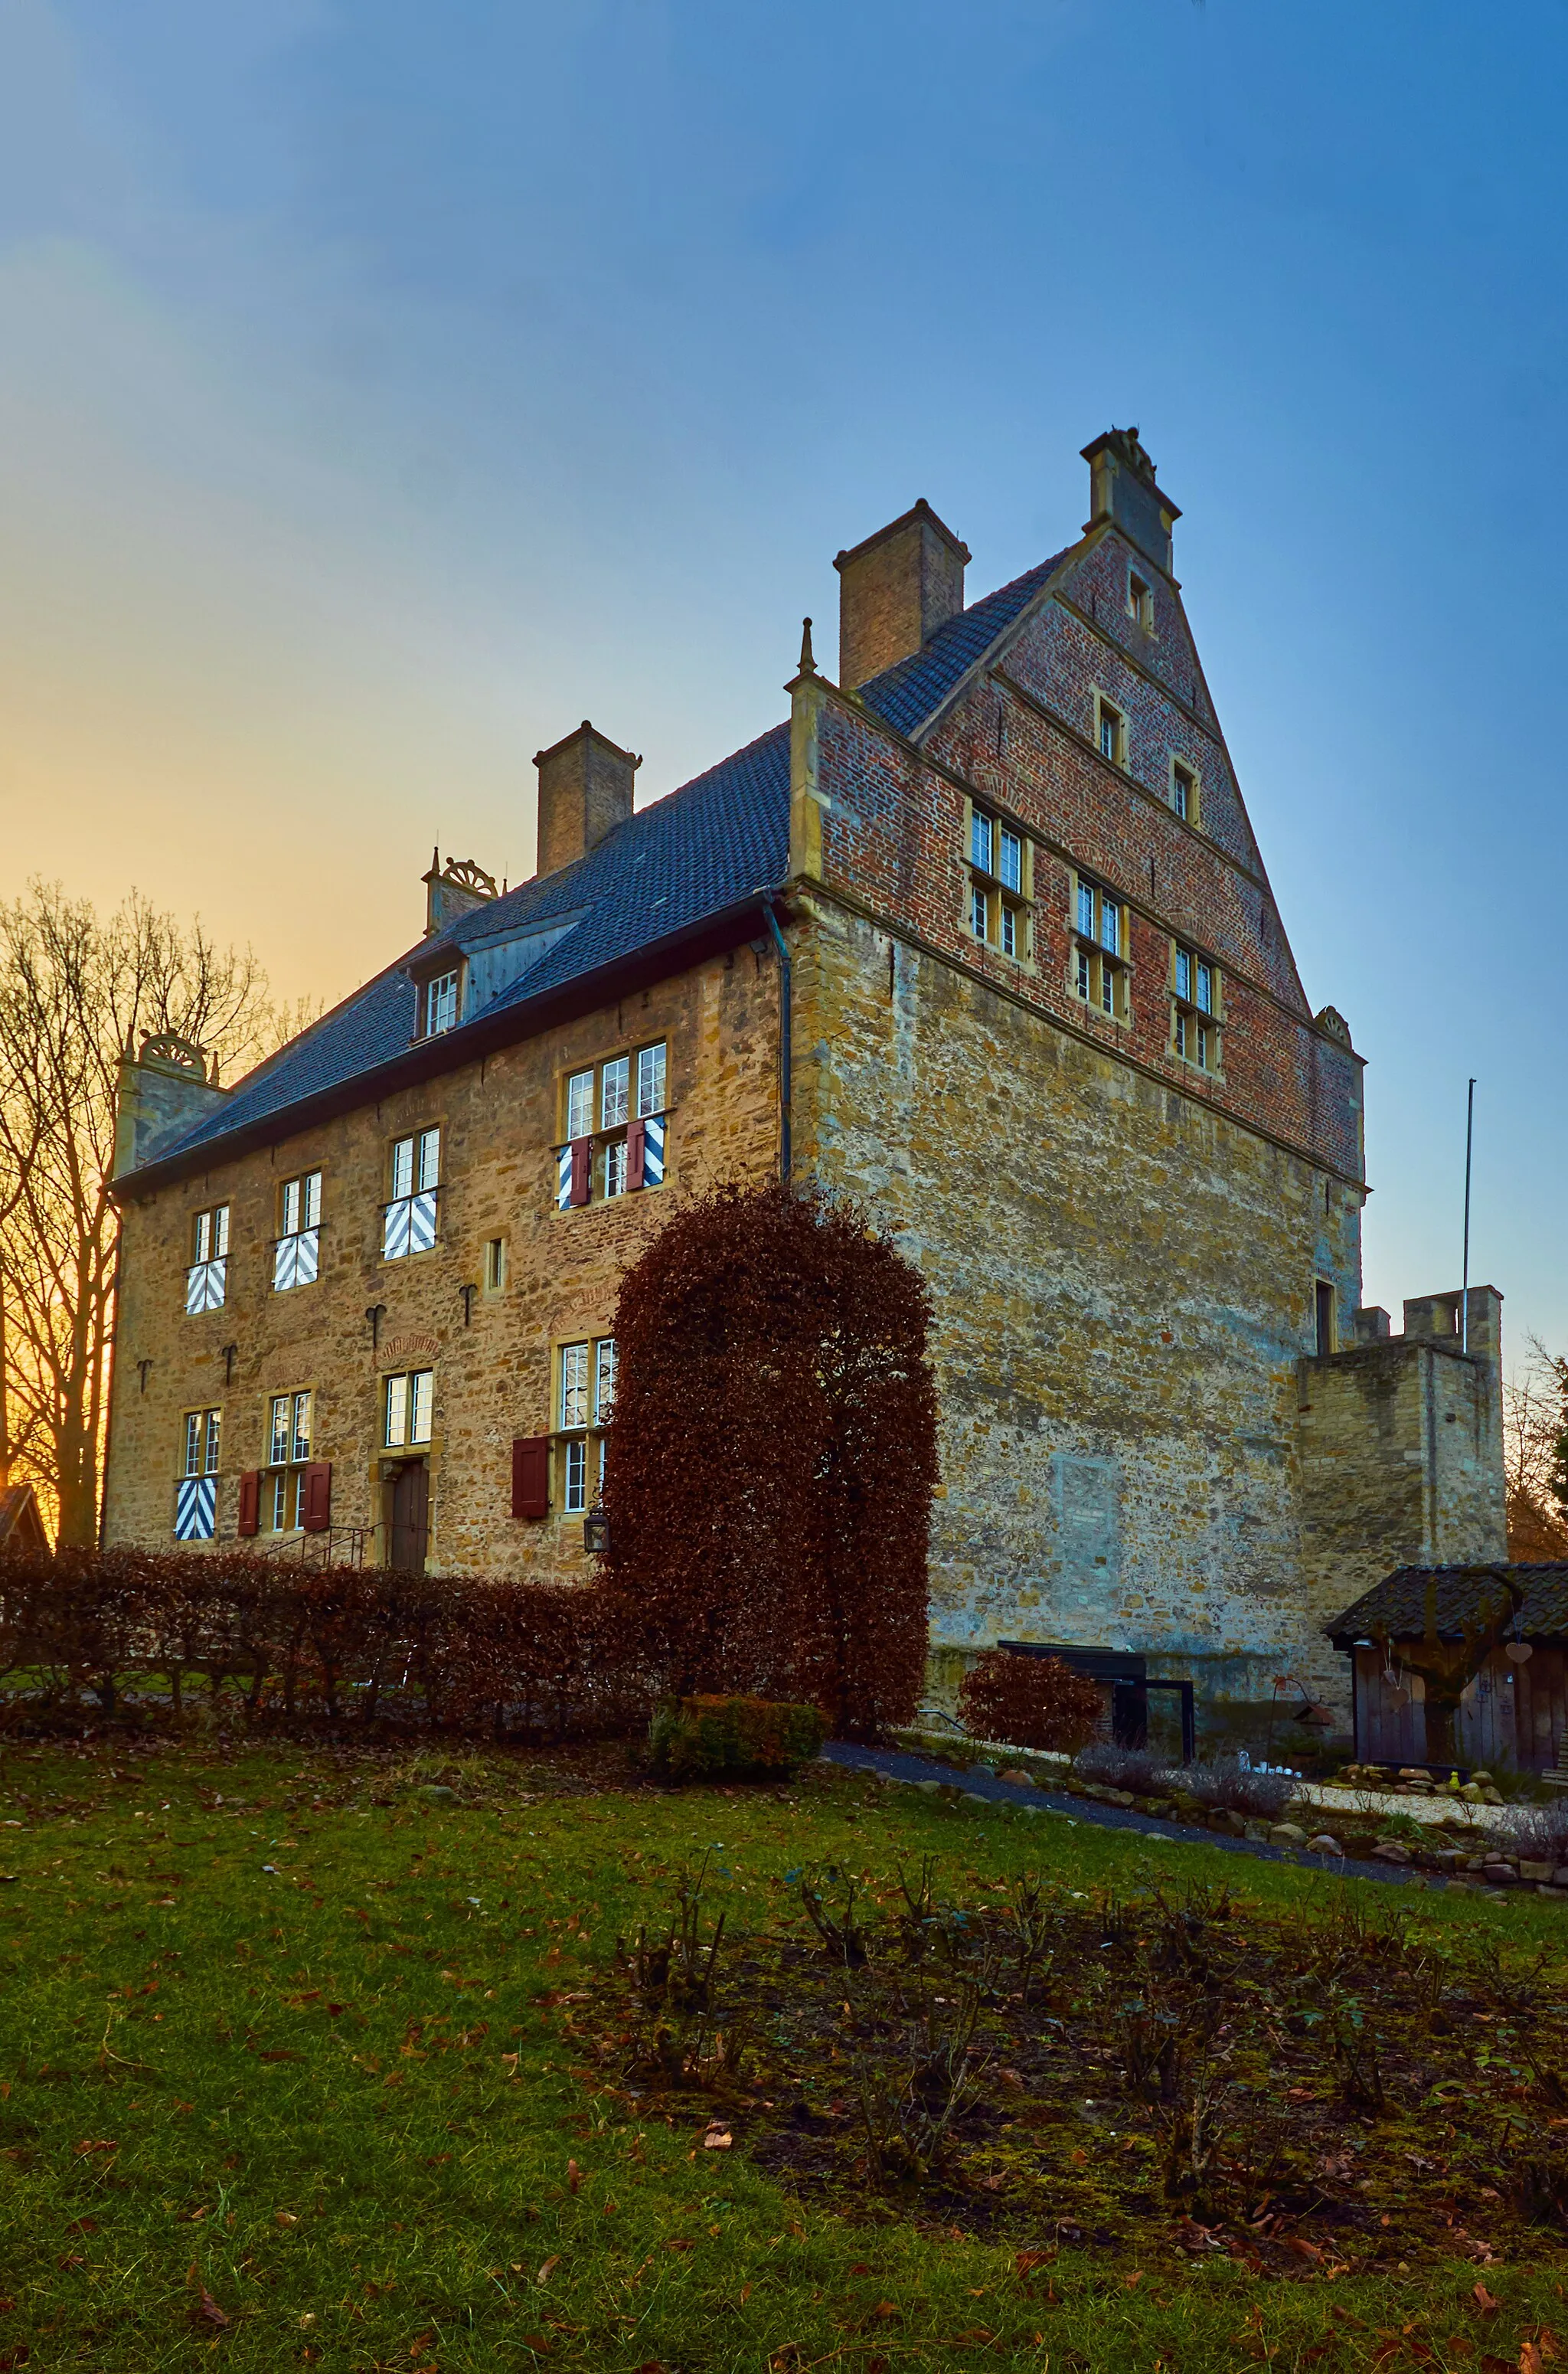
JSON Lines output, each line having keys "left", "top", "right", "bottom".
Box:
{"left": 103, "top": 430, "right": 1506, "bottom": 1741}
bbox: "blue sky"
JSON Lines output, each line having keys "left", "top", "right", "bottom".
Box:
{"left": 2, "top": 0, "right": 1564, "bottom": 1352}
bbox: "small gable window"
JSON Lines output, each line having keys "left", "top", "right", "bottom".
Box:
{"left": 423, "top": 969, "right": 461, "bottom": 1037}
{"left": 1096, "top": 698, "right": 1126, "bottom": 766}
{"left": 1129, "top": 573, "right": 1154, "bottom": 633}
{"left": 1171, "top": 760, "right": 1197, "bottom": 825}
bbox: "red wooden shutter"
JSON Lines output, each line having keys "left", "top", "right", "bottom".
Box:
{"left": 626, "top": 1117, "right": 646, "bottom": 1192}
{"left": 511, "top": 1435, "right": 550, "bottom": 1519}
{"left": 237, "top": 1470, "right": 261, "bottom": 1537}
{"left": 568, "top": 1136, "right": 592, "bottom": 1208}
{"left": 302, "top": 1460, "right": 332, "bottom": 1533}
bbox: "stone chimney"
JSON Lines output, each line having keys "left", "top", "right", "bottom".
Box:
{"left": 833, "top": 500, "right": 971, "bottom": 690}
{"left": 1082, "top": 427, "right": 1181, "bottom": 576}
{"left": 534, "top": 722, "right": 640, "bottom": 879}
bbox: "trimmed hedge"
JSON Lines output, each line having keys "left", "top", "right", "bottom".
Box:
{"left": 647, "top": 1693, "right": 826, "bottom": 1781}
{"left": 0, "top": 1547, "right": 648, "bottom": 1738}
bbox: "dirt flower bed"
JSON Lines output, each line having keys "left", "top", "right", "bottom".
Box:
{"left": 577, "top": 1856, "right": 1568, "bottom": 2277}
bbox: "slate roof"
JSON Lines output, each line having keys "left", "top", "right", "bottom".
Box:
{"left": 134, "top": 541, "right": 1078, "bottom": 1176}
{"left": 856, "top": 551, "right": 1069, "bottom": 738}
{"left": 1326, "top": 1565, "right": 1568, "bottom": 1646}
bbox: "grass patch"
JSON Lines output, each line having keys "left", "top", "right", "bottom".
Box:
{"left": 1, "top": 1735, "right": 1566, "bottom": 2371}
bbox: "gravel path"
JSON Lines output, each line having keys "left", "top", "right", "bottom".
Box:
{"left": 821, "top": 1739, "right": 1413, "bottom": 1886}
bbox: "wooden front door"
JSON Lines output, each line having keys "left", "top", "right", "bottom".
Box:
{"left": 388, "top": 1460, "right": 430, "bottom": 1573}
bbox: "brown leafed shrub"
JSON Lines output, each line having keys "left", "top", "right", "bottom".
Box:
{"left": 957, "top": 1650, "right": 1106, "bottom": 1754}
{"left": 0, "top": 1547, "right": 653, "bottom": 1740}
{"left": 598, "top": 1182, "right": 938, "bottom": 1740}
{"left": 648, "top": 1693, "right": 826, "bottom": 1781}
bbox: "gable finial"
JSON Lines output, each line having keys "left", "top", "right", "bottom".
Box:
{"left": 799, "top": 616, "right": 816, "bottom": 676}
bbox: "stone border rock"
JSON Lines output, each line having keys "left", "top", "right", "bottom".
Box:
{"left": 821, "top": 1743, "right": 1568, "bottom": 1901}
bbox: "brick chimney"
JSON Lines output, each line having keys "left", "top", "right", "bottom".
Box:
{"left": 833, "top": 500, "right": 971, "bottom": 690}
{"left": 1082, "top": 427, "right": 1181, "bottom": 576}
{"left": 534, "top": 722, "right": 641, "bottom": 879}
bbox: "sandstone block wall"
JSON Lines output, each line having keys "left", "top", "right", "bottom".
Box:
{"left": 104, "top": 948, "right": 781, "bottom": 1578}
{"left": 791, "top": 891, "right": 1363, "bottom": 1733}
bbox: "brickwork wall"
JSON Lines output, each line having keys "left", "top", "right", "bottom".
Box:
{"left": 103, "top": 948, "right": 781, "bottom": 1579}
{"left": 790, "top": 892, "right": 1364, "bottom": 1728}
{"left": 808, "top": 531, "right": 1364, "bottom": 1191}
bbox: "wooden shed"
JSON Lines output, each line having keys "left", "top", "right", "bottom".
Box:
{"left": 1327, "top": 1562, "right": 1568, "bottom": 1774}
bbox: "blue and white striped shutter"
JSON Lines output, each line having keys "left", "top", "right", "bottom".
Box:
{"left": 185, "top": 1258, "right": 226, "bottom": 1313}
{"left": 296, "top": 1227, "right": 319, "bottom": 1286}
{"left": 556, "top": 1146, "right": 574, "bottom": 1211}
{"left": 409, "top": 1190, "right": 437, "bottom": 1253}
{"left": 175, "top": 1476, "right": 217, "bottom": 1540}
{"left": 383, "top": 1199, "right": 411, "bottom": 1260}
{"left": 273, "top": 1238, "right": 297, "bottom": 1293}
{"left": 642, "top": 1113, "right": 666, "bottom": 1187}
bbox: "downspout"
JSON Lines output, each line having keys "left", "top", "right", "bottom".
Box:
{"left": 759, "top": 896, "right": 792, "bottom": 1186}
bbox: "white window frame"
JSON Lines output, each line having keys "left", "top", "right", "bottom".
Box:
{"left": 1128, "top": 571, "right": 1154, "bottom": 633}
{"left": 1096, "top": 697, "right": 1125, "bottom": 766}
{"left": 557, "top": 1335, "right": 615, "bottom": 1514}
{"left": 558, "top": 1045, "right": 668, "bottom": 1205}
{"left": 965, "top": 803, "right": 1029, "bottom": 960}
{"left": 274, "top": 1170, "right": 322, "bottom": 1292}
{"left": 1072, "top": 875, "right": 1127, "bottom": 1022}
{"left": 1171, "top": 759, "right": 1198, "bottom": 825}
{"left": 185, "top": 1205, "right": 230, "bottom": 1313}
{"left": 423, "top": 969, "right": 461, "bottom": 1038}
{"left": 263, "top": 1388, "right": 313, "bottom": 1532}
{"left": 1172, "top": 942, "right": 1220, "bottom": 1071}
{"left": 384, "top": 1368, "right": 434, "bottom": 1450}
{"left": 384, "top": 1128, "right": 440, "bottom": 1259}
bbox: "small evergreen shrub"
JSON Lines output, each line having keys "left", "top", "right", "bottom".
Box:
{"left": 648, "top": 1693, "right": 826, "bottom": 1781}
{"left": 1073, "top": 1741, "right": 1178, "bottom": 1796}
{"left": 956, "top": 1650, "right": 1105, "bottom": 1754}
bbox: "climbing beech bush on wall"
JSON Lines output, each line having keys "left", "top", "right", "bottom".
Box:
{"left": 600, "top": 1182, "right": 939, "bottom": 1738}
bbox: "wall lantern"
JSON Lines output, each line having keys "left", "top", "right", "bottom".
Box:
{"left": 583, "top": 1504, "right": 610, "bottom": 1556}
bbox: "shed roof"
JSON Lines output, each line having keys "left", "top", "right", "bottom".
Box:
{"left": 1326, "top": 1564, "right": 1568, "bottom": 1647}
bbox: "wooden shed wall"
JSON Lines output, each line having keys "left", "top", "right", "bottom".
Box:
{"left": 1351, "top": 1643, "right": 1568, "bottom": 1771}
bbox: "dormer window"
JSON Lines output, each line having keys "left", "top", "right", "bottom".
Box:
{"left": 1129, "top": 573, "right": 1154, "bottom": 633}
{"left": 423, "top": 968, "right": 461, "bottom": 1037}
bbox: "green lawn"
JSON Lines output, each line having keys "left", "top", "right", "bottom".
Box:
{"left": 2, "top": 1734, "right": 1565, "bottom": 2372}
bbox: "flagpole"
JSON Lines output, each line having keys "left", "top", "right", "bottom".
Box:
{"left": 1461, "top": 1077, "right": 1476, "bottom": 1355}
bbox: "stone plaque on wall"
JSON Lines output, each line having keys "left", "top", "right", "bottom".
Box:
{"left": 1051, "top": 1454, "right": 1121, "bottom": 1584}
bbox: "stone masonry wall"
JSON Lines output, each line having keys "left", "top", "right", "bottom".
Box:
{"left": 790, "top": 891, "right": 1364, "bottom": 1733}
{"left": 104, "top": 947, "right": 781, "bottom": 1579}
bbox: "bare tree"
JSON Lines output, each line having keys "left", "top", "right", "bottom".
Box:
{"left": 0, "top": 884, "right": 294, "bottom": 1545}
{"left": 1504, "top": 1333, "right": 1568, "bottom": 1562}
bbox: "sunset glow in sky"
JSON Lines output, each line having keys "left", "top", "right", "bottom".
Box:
{"left": 3, "top": 2, "right": 1566, "bottom": 1346}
